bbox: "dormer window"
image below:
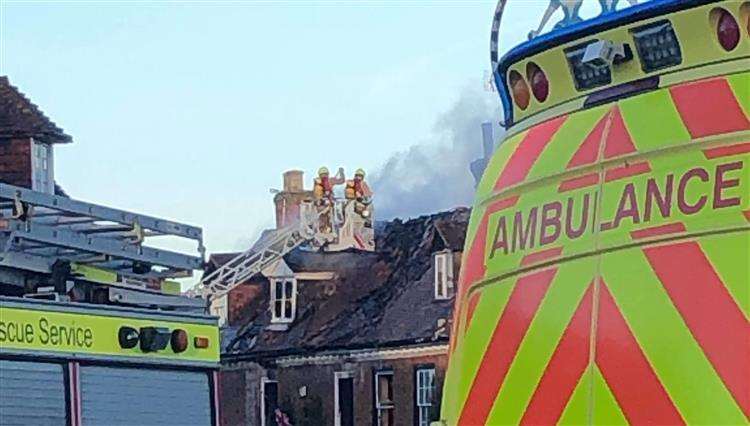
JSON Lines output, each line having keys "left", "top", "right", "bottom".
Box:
{"left": 434, "top": 251, "right": 454, "bottom": 300}
{"left": 270, "top": 278, "right": 297, "bottom": 323}
{"left": 31, "top": 140, "right": 54, "bottom": 194}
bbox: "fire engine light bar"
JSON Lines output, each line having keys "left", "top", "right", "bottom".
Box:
{"left": 118, "top": 326, "right": 139, "bottom": 349}
{"left": 139, "top": 326, "right": 171, "bottom": 352}
{"left": 566, "top": 41, "right": 613, "bottom": 91}
{"left": 632, "top": 20, "right": 682, "bottom": 73}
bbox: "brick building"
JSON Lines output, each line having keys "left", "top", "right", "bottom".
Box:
{"left": 0, "top": 76, "right": 71, "bottom": 193}
{"left": 213, "top": 207, "right": 469, "bottom": 426}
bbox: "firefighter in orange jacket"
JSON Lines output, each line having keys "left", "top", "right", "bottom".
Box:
{"left": 345, "top": 169, "right": 373, "bottom": 221}
{"left": 314, "top": 167, "right": 344, "bottom": 233}
{"left": 345, "top": 168, "right": 372, "bottom": 200}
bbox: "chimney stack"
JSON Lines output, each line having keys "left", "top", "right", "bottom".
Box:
{"left": 470, "top": 122, "right": 495, "bottom": 187}
{"left": 481, "top": 122, "right": 494, "bottom": 160}
{"left": 283, "top": 170, "right": 304, "bottom": 193}
{"left": 274, "top": 170, "right": 313, "bottom": 229}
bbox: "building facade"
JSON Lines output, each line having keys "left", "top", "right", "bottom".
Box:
{"left": 0, "top": 76, "right": 71, "bottom": 193}
{"left": 214, "top": 207, "right": 469, "bottom": 426}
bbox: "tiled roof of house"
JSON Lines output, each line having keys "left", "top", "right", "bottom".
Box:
{"left": 217, "top": 207, "right": 471, "bottom": 361}
{"left": 0, "top": 76, "right": 72, "bottom": 144}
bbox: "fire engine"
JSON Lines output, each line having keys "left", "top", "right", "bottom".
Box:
{"left": 0, "top": 183, "right": 220, "bottom": 425}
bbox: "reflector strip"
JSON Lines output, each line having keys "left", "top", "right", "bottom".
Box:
{"left": 603, "top": 108, "right": 637, "bottom": 159}
{"left": 630, "top": 222, "right": 686, "bottom": 239}
{"left": 465, "top": 292, "right": 482, "bottom": 332}
{"left": 458, "top": 196, "right": 520, "bottom": 305}
{"left": 494, "top": 116, "right": 567, "bottom": 191}
{"left": 520, "top": 247, "right": 564, "bottom": 267}
{"left": 670, "top": 79, "right": 750, "bottom": 138}
{"left": 559, "top": 173, "right": 599, "bottom": 192}
{"left": 566, "top": 113, "right": 608, "bottom": 168}
{"left": 604, "top": 161, "right": 651, "bottom": 182}
{"left": 703, "top": 142, "right": 750, "bottom": 159}
{"left": 644, "top": 242, "right": 750, "bottom": 418}
{"left": 458, "top": 268, "right": 556, "bottom": 426}
{"left": 596, "top": 283, "right": 685, "bottom": 425}
{"left": 520, "top": 284, "right": 594, "bottom": 425}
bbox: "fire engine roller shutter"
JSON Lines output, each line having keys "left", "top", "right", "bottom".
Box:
{"left": 80, "top": 366, "right": 212, "bottom": 426}
{"left": 0, "top": 360, "right": 67, "bottom": 426}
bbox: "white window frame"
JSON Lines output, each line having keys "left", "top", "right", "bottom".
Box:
{"left": 374, "top": 370, "right": 394, "bottom": 426}
{"left": 334, "top": 371, "right": 353, "bottom": 426}
{"left": 31, "top": 139, "right": 54, "bottom": 194}
{"left": 434, "top": 251, "right": 454, "bottom": 300}
{"left": 416, "top": 368, "right": 436, "bottom": 426}
{"left": 209, "top": 294, "right": 228, "bottom": 326}
{"left": 270, "top": 277, "right": 297, "bottom": 323}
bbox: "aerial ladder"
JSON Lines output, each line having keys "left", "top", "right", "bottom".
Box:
{"left": 0, "top": 183, "right": 206, "bottom": 310}
{"left": 192, "top": 197, "right": 374, "bottom": 303}
{"left": 191, "top": 203, "right": 322, "bottom": 300}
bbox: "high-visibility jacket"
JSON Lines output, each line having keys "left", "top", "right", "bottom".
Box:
{"left": 314, "top": 176, "right": 344, "bottom": 199}
{"left": 345, "top": 179, "right": 372, "bottom": 199}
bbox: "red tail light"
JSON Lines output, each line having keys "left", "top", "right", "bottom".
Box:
{"left": 527, "top": 63, "right": 549, "bottom": 103}
{"left": 509, "top": 70, "right": 530, "bottom": 110}
{"left": 171, "top": 329, "right": 189, "bottom": 353}
{"left": 716, "top": 9, "right": 740, "bottom": 51}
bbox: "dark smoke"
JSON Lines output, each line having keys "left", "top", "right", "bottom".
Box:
{"left": 371, "top": 86, "right": 504, "bottom": 219}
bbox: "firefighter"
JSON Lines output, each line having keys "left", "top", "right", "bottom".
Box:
{"left": 345, "top": 168, "right": 372, "bottom": 200}
{"left": 313, "top": 166, "right": 344, "bottom": 233}
{"left": 314, "top": 167, "right": 345, "bottom": 202}
{"left": 345, "top": 168, "right": 373, "bottom": 221}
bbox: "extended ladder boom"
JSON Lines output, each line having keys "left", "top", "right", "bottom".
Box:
{"left": 195, "top": 205, "right": 322, "bottom": 300}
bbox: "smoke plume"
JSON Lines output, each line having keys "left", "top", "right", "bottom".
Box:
{"left": 371, "top": 86, "right": 503, "bottom": 219}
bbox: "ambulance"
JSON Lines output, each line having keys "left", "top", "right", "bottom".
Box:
{"left": 442, "top": 0, "right": 749, "bottom": 424}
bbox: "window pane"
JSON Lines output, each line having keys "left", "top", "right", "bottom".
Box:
{"left": 377, "top": 408, "right": 394, "bottom": 426}
{"left": 377, "top": 373, "right": 393, "bottom": 405}
{"left": 284, "top": 280, "right": 293, "bottom": 298}
{"left": 274, "top": 301, "right": 282, "bottom": 318}
{"left": 419, "top": 406, "right": 430, "bottom": 426}
{"left": 275, "top": 282, "right": 283, "bottom": 299}
{"left": 284, "top": 301, "right": 292, "bottom": 319}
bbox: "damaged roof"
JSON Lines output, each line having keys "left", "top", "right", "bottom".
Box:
{"left": 0, "top": 76, "right": 72, "bottom": 144}
{"left": 219, "top": 207, "right": 470, "bottom": 361}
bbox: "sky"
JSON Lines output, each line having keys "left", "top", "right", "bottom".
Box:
{"left": 0, "top": 0, "right": 588, "bottom": 285}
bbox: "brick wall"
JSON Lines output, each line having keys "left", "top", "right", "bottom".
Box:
{"left": 274, "top": 191, "right": 313, "bottom": 229}
{"left": 0, "top": 138, "right": 31, "bottom": 188}
{"left": 221, "top": 369, "right": 248, "bottom": 426}
{"left": 220, "top": 362, "right": 267, "bottom": 426}
{"left": 261, "top": 351, "right": 448, "bottom": 426}
{"left": 228, "top": 284, "right": 263, "bottom": 326}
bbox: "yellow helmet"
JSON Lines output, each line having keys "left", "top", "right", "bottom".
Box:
{"left": 318, "top": 166, "right": 329, "bottom": 176}
{"left": 355, "top": 168, "right": 366, "bottom": 178}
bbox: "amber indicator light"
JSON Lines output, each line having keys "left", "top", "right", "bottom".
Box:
{"left": 508, "top": 70, "right": 530, "bottom": 111}
{"left": 194, "top": 336, "right": 210, "bottom": 349}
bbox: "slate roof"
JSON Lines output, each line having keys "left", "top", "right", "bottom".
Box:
{"left": 218, "top": 207, "right": 471, "bottom": 361}
{"left": 0, "top": 76, "right": 72, "bottom": 144}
